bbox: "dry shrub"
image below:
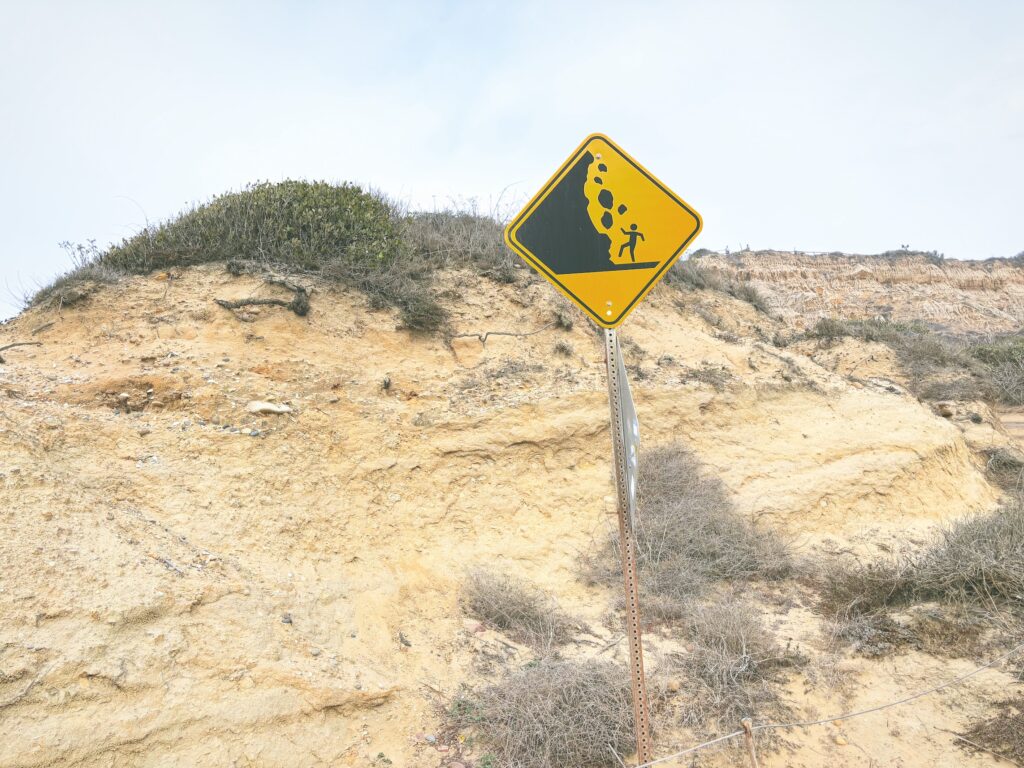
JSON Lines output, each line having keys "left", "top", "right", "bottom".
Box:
{"left": 818, "top": 560, "right": 913, "bottom": 620}
{"left": 587, "top": 444, "right": 791, "bottom": 620}
{"left": 984, "top": 447, "right": 1024, "bottom": 491}
{"left": 666, "top": 260, "right": 772, "bottom": 314}
{"left": 461, "top": 569, "right": 577, "bottom": 650}
{"left": 906, "top": 608, "right": 985, "bottom": 657}
{"left": 958, "top": 696, "right": 1024, "bottom": 763}
{"left": 990, "top": 359, "right": 1024, "bottom": 405}
{"left": 804, "top": 318, "right": 1018, "bottom": 403}
{"left": 670, "top": 597, "right": 802, "bottom": 732}
{"left": 450, "top": 659, "right": 634, "bottom": 768}
{"left": 402, "top": 207, "right": 516, "bottom": 283}
{"left": 913, "top": 501, "right": 1024, "bottom": 604}
{"left": 681, "top": 362, "right": 732, "bottom": 391}
{"left": 818, "top": 501, "right": 1024, "bottom": 654}
{"left": 30, "top": 241, "right": 123, "bottom": 308}
{"left": 554, "top": 340, "right": 574, "bottom": 357}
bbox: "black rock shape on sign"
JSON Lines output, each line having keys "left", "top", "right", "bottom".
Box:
{"left": 516, "top": 152, "right": 658, "bottom": 275}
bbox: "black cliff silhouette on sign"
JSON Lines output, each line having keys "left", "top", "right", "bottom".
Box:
{"left": 516, "top": 151, "right": 659, "bottom": 275}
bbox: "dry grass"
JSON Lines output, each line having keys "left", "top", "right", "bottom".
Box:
{"left": 666, "top": 259, "right": 772, "bottom": 315}
{"left": 984, "top": 447, "right": 1024, "bottom": 491}
{"left": 587, "top": 444, "right": 791, "bottom": 621}
{"left": 669, "top": 597, "right": 803, "bottom": 733}
{"left": 449, "top": 659, "right": 635, "bottom": 768}
{"left": 818, "top": 501, "right": 1024, "bottom": 654}
{"left": 460, "top": 569, "right": 578, "bottom": 651}
{"left": 958, "top": 696, "right": 1024, "bottom": 763}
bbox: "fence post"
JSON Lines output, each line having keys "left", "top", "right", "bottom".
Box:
{"left": 741, "top": 719, "right": 760, "bottom": 768}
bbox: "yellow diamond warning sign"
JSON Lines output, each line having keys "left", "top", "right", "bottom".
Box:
{"left": 504, "top": 134, "right": 702, "bottom": 328}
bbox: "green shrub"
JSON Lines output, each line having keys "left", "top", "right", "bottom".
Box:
{"left": 34, "top": 181, "right": 450, "bottom": 332}
{"left": 101, "top": 180, "right": 401, "bottom": 274}
{"left": 971, "top": 336, "right": 1024, "bottom": 367}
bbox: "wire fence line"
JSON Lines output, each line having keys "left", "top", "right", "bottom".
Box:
{"left": 631, "top": 639, "right": 1024, "bottom": 768}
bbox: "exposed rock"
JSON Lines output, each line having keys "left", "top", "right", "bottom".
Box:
{"left": 246, "top": 400, "right": 292, "bottom": 415}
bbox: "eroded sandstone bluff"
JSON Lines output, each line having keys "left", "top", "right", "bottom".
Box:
{"left": 696, "top": 250, "right": 1024, "bottom": 335}
{"left": 0, "top": 264, "right": 1014, "bottom": 767}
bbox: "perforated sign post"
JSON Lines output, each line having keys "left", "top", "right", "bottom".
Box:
{"left": 505, "top": 134, "right": 702, "bottom": 766}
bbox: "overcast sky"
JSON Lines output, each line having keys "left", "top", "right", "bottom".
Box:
{"left": 1, "top": 1, "right": 1022, "bottom": 320}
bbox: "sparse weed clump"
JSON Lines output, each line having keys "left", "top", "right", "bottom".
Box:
{"left": 805, "top": 317, "right": 1009, "bottom": 403}
{"left": 959, "top": 696, "right": 1024, "bottom": 763}
{"left": 818, "top": 501, "right": 1024, "bottom": 654}
{"left": 670, "top": 597, "right": 802, "bottom": 732}
{"left": 460, "top": 569, "right": 578, "bottom": 650}
{"left": 449, "top": 659, "right": 635, "bottom": 768}
{"left": 587, "top": 444, "right": 791, "bottom": 621}
{"left": 666, "top": 259, "right": 772, "bottom": 315}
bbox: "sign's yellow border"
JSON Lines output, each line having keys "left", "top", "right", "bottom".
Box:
{"left": 503, "top": 133, "right": 703, "bottom": 329}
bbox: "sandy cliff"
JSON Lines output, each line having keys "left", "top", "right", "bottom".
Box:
{"left": 0, "top": 266, "right": 1013, "bottom": 767}
{"left": 696, "top": 251, "right": 1024, "bottom": 335}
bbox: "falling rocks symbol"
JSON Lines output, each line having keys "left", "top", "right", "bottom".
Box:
{"left": 515, "top": 151, "right": 658, "bottom": 275}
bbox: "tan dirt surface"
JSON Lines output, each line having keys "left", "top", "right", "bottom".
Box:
{"left": 0, "top": 265, "right": 1016, "bottom": 767}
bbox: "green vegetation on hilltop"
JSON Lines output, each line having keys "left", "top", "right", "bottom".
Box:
{"left": 101, "top": 181, "right": 401, "bottom": 274}
{"left": 34, "top": 181, "right": 509, "bottom": 332}
{"left": 30, "top": 180, "right": 775, "bottom": 330}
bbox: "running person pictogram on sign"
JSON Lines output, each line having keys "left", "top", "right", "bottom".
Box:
{"left": 618, "top": 224, "right": 645, "bottom": 262}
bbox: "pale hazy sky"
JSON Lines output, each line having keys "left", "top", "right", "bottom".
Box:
{"left": 1, "top": 1, "right": 1022, "bottom": 319}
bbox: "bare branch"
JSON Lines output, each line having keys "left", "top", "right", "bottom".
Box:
{"left": 450, "top": 320, "right": 556, "bottom": 345}
{"left": 0, "top": 341, "right": 42, "bottom": 364}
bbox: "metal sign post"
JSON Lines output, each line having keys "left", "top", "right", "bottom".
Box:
{"left": 503, "top": 132, "right": 703, "bottom": 766}
{"left": 604, "top": 328, "right": 652, "bottom": 765}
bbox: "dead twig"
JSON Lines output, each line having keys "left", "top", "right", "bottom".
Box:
{"left": 0, "top": 342, "right": 42, "bottom": 363}
{"left": 936, "top": 728, "right": 1024, "bottom": 768}
{"left": 215, "top": 286, "right": 310, "bottom": 317}
{"left": 31, "top": 322, "right": 54, "bottom": 335}
{"left": 450, "top": 320, "right": 556, "bottom": 345}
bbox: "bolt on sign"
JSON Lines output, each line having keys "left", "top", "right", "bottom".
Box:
{"left": 504, "top": 133, "right": 702, "bottom": 328}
